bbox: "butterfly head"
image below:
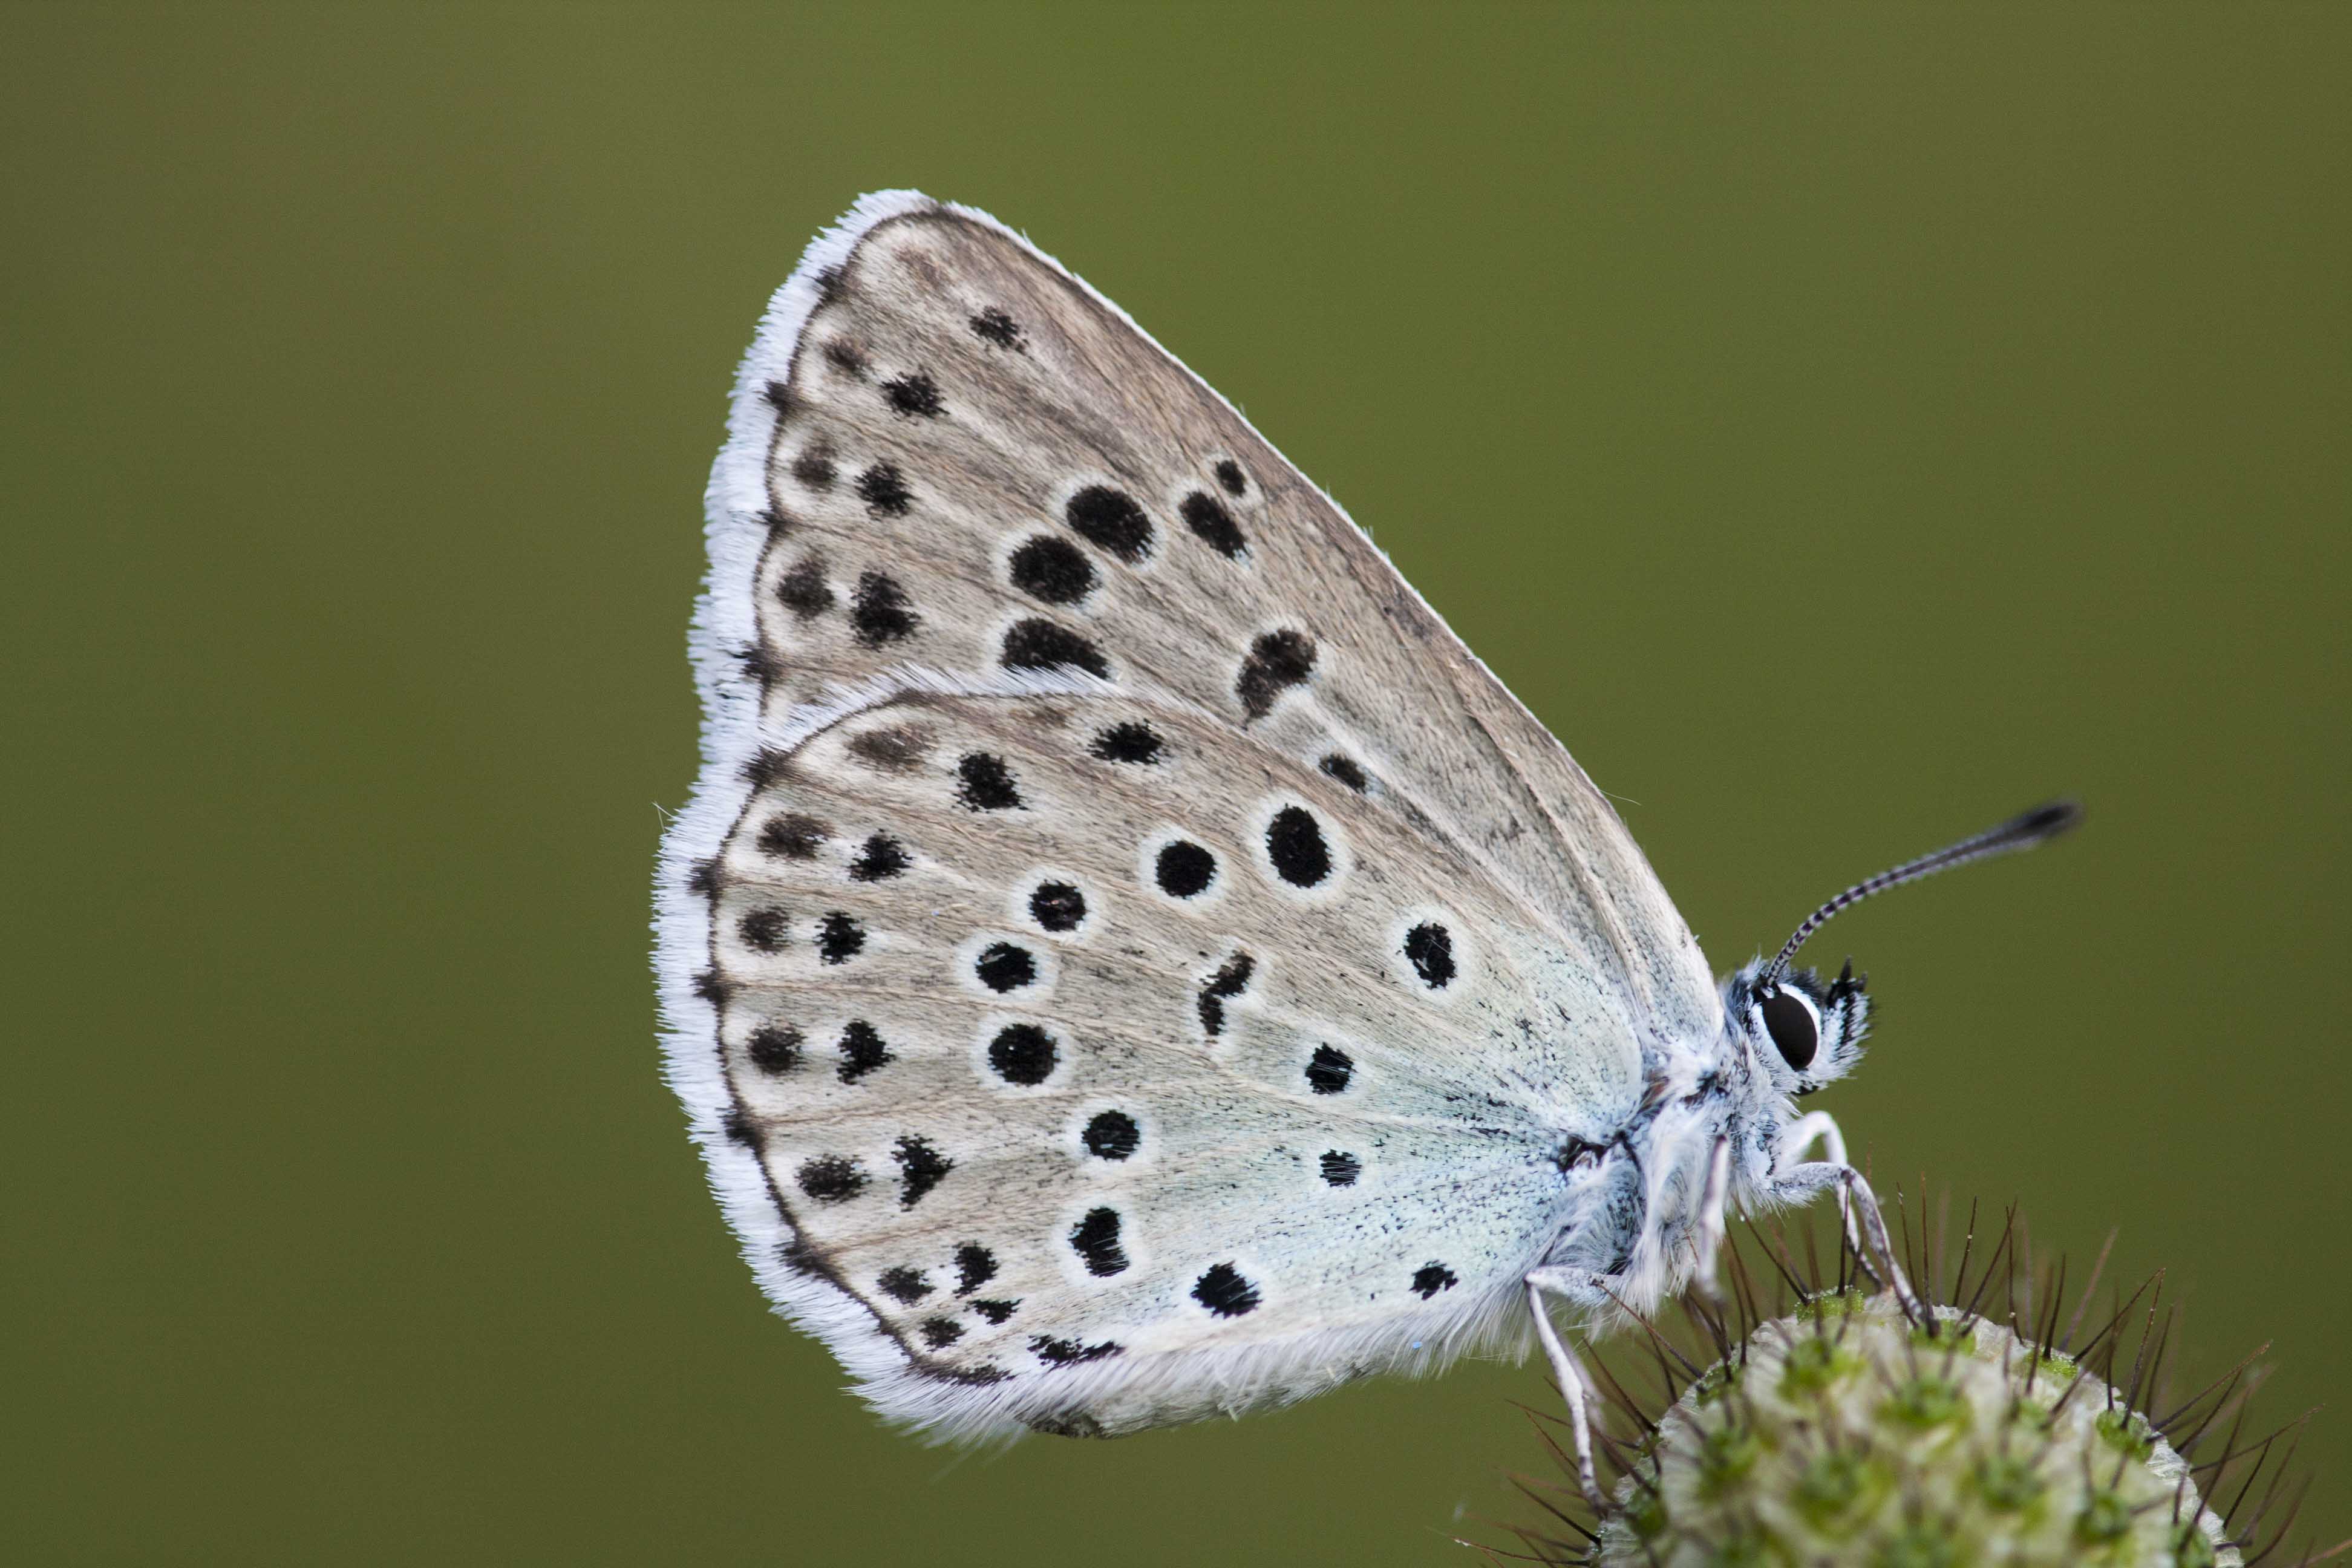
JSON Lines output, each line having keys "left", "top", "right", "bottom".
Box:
{"left": 1723, "top": 958, "right": 1870, "bottom": 1097}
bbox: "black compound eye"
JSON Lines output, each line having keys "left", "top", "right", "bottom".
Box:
{"left": 1758, "top": 987, "right": 1821, "bottom": 1071}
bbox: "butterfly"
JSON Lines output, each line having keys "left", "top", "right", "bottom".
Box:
{"left": 654, "top": 191, "right": 2076, "bottom": 1487}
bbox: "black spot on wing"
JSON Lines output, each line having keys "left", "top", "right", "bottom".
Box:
{"left": 1064, "top": 485, "right": 1152, "bottom": 563}
{"left": 1001, "top": 619, "right": 1109, "bottom": 678}
{"left": 776, "top": 555, "right": 835, "bottom": 620}
{"left": 795, "top": 1154, "right": 865, "bottom": 1203}
{"left": 1192, "top": 1263, "right": 1260, "bottom": 1317}
{"left": 1032, "top": 1335, "right": 1122, "bottom": 1366}
{"left": 1028, "top": 881, "right": 1086, "bottom": 932}
{"left": 848, "top": 832, "right": 910, "bottom": 881}
{"left": 893, "top": 1134, "right": 952, "bottom": 1207}
{"left": 877, "top": 1266, "right": 930, "bottom": 1303}
{"left": 1067, "top": 1207, "right": 1129, "bottom": 1276}
{"left": 1411, "top": 1262, "right": 1459, "bottom": 1298}
{"left": 1154, "top": 840, "right": 1217, "bottom": 899}
{"left": 956, "top": 752, "right": 1023, "bottom": 811}
{"left": 1214, "top": 459, "right": 1248, "bottom": 496}
{"left": 969, "top": 307, "right": 1024, "bottom": 349}
{"left": 815, "top": 912, "right": 865, "bottom": 964}
{"left": 1180, "top": 491, "right": 1246, "bottom": 558}
{"left": 791, "top": 449, "right": 835, "bottom": 490}
{"left": 920, "top": 1317, "right": 963, "bottom": 1349}
{"left": 747, "top": 1024, "right": 803, "bottom": 1074}
{"left": 1319, "top": 1151, "right": 1361, "bottom": 1187}
{"left": 1008, "top": 535, "right": 1097, "bottom": 604}
{"left": 974, "top": 942, "right": 1037, "bottom": 993}
{"left": 1405, "top": 922, "right": 1455, "bottom": 988}
{"left": 1081, "top": 1110, "right": 1138, "bottom": 1160}
{"left": 1265, "top": 806, "right": 1332, "bottom": 887}
{"left": 856, "top": 462, "right": 912, "bottom": 517}
{"left": 1305, "top": 1044, "right": 1353, "bottom": 1095}
{"left": 849, "top": 571, "right": 920, "bottom": 645}
{"left": 758, "top": 813, "right": 828, "bottom": 858}
{"left": 1236, "top": 629, "right": 1316, "bottom": 718}
{"left": 1318, "top": 754, "right": 1368, "bottom": 792}
{"left": 1089, "top": 721, "right": 1162, "bottom": 764}
{"left": 987, "top": 1024, "right": 1057, "bottom": 1085}
{"left": 954, "top": 1244, "right": 997, "bottom": 1295}
{"left": 837, "top": 1019, "right": 892, "bottom": 1083}
{"left": 881, "top": 372, "right": 943, "bottom": 417}
{"left": 1196, "top": 952, "right": 1253, "bottom": 1036}
{"left": 736, "top": 906, "right": 789, "bottom": 953}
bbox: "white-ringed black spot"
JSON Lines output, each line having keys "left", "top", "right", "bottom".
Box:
{"left": 857, "top": 462, "right": 912, "bottom": 517}
{"left": 815, "top": 912, "right": 865, "bottom": 964}
{"left": 1319, "top": 1151, "right": 1361, "bottom": 1187}
{"left": 1180, "top": 491, "right": 1247, "bottom": 558}
{"left": 1411, "top": 1262, "right": 1459, "bottom": 1298}
{"left": 975, "top": 941, "right": 1037, "bottom": 993}
{"left": 1404, "top": 923, "right": 1455, "bottom": 988}
{"left": 1064, "top": 485, "right": 1153, "bottom": 563}
{"left": 746, "top": 1024, "right": 803, "bottom": 1074}
{"left": 1033, "top": 1334, "right": 1122, "bottom": 1366}
{"left": 736, "top": 906, "right": 789, "bottom": 953}
{"left": 1214, "top": 459, "right": 1248, "bottom": 497}
{"left": 972, "top": 1299, "right": 1018, "bottom": 1324}
{"left": 1089, "top": 721, "right": 1163, "bottom": 763}
{"left": 1305, "top": 1044, "right": 1354, "bottom": 1095}
{"left": 1001, "top": 618, "right": 1109, "bottom": 678}
{"left": 877, "top": 1266, "right": 931, "bottom": 1303}
{"left": 1007, "top": 535, "right": 1097, "bottom": 604}
{"left": 954, "top": 1243, "right": 997, "bottom": 1295}
{"left": 849, "top": 832, "right": 910, "bottom": 881}
{"left": 881, "top": 372, "right": 943, "bottom": 417}
{"left": 893, "top": 1134, "right": 951, "bottom": 1207}
{"left": 1082, "top": 1110, "right": 1139, "bottom": 1160}
{"left": 1028, "top": 880, "right": 1086, "bottom": 932}
{"left": 1067, "top": 1207, "right": 1129, "bottom": 1276}
{"left": 1318, "top": 754, "right": 1368, "bottom": 792}
{"left": 759, "top": 814, "right": 828, "bottom": 858}
{"left": 1236, "top": 629, "right": 1316, "bottom": 718}
{"left": 969, "top": 307, "right": 1023, "bottom": 348}
{"left": 956, "top": 752, "right": 1023, "bottom": 810}
{"left": 1265, "top": 805, "right": 1332, "bottom": 887}
{"left": 987, "top": 1023, "right": 1057, "bottom": 1085}
{"left": 795, "top": 1154, "right": 866, "bottom": 1203}
{"left": 775, "top": 555, "right": 835, "bottom": 619}
{"left": 850, "top": 571, "right": 920, "bottom": 645}
{"left": 1154, "top": 840, "right": 1217, "bottom": 898}
{"left": 1196, "top": 952, "right": 1253, "bottom": 1036}
{"left": 837, "top": 1020, "right": 892, "bottom": 1083}
{"left": 1192, "top": 1263, "right": 1260, "bottom": 1317}
{"left": 920, "top": 1318, "right": 963, "bottom": 1349}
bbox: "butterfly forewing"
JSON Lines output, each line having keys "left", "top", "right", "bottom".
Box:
{"left": 662, "top": 192, "right": 1709, "bottom": 1437}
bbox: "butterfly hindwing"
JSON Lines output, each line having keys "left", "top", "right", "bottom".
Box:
{"left": 701, "top": 682, "right": 1640, "bottom": 1434}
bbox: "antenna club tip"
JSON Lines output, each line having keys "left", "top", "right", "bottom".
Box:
{"left": 2013, "top": 799, "right": 2085, "bottom": 843}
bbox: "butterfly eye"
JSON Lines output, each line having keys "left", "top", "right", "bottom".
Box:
{"left": 1757, "top": 987, "right": 1821, "bottom": 1072}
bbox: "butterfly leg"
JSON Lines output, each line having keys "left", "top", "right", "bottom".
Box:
{"left": 1691, "top": 1135, "right": 1733, "bottom": 1305}
{"left": 1523, "top": 1270, "right": 1608, "bottom": 1510}
{"left": 1770, "top": 1158, "right": 1924, "bottom": 1321}
{"left": 1779, "top": 1110, "right": 1858, "bottom": 1253}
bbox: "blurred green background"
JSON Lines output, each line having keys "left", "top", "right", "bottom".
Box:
{"left": 6, "top": 4, "right": 2345, "bottom": 1561}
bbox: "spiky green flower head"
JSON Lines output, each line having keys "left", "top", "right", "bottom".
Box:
{"left": 1486, "top": 1197, "right": 2336, "bottom": 1568}
{"left": 1596, "top": 1292, "right": 2230, "bottom": 1567}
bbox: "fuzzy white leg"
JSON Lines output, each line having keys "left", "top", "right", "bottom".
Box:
{"left": 1523, "top": 1272, "right": 1606, "bottom": 1509}
{"left": 1780, "top": 1110, "right": 1857, "bottom": 1250}
{"left": 1692, "top": 1135, "right": 1731, "bottom": 1305}
{"left": 1770, "top": 1160, "right": 1923, "bottom": 1321}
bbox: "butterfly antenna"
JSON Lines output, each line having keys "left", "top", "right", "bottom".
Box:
{"left": 1759, "top": 800, "right": 2082, "bottom": 990}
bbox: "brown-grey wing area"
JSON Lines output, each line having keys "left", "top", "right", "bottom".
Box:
{"left": 687, "top": 683, "right": 1639, "bottom": 1438}
{"left": 734, "top": 194, "right": 1716, "bottom": 1045}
